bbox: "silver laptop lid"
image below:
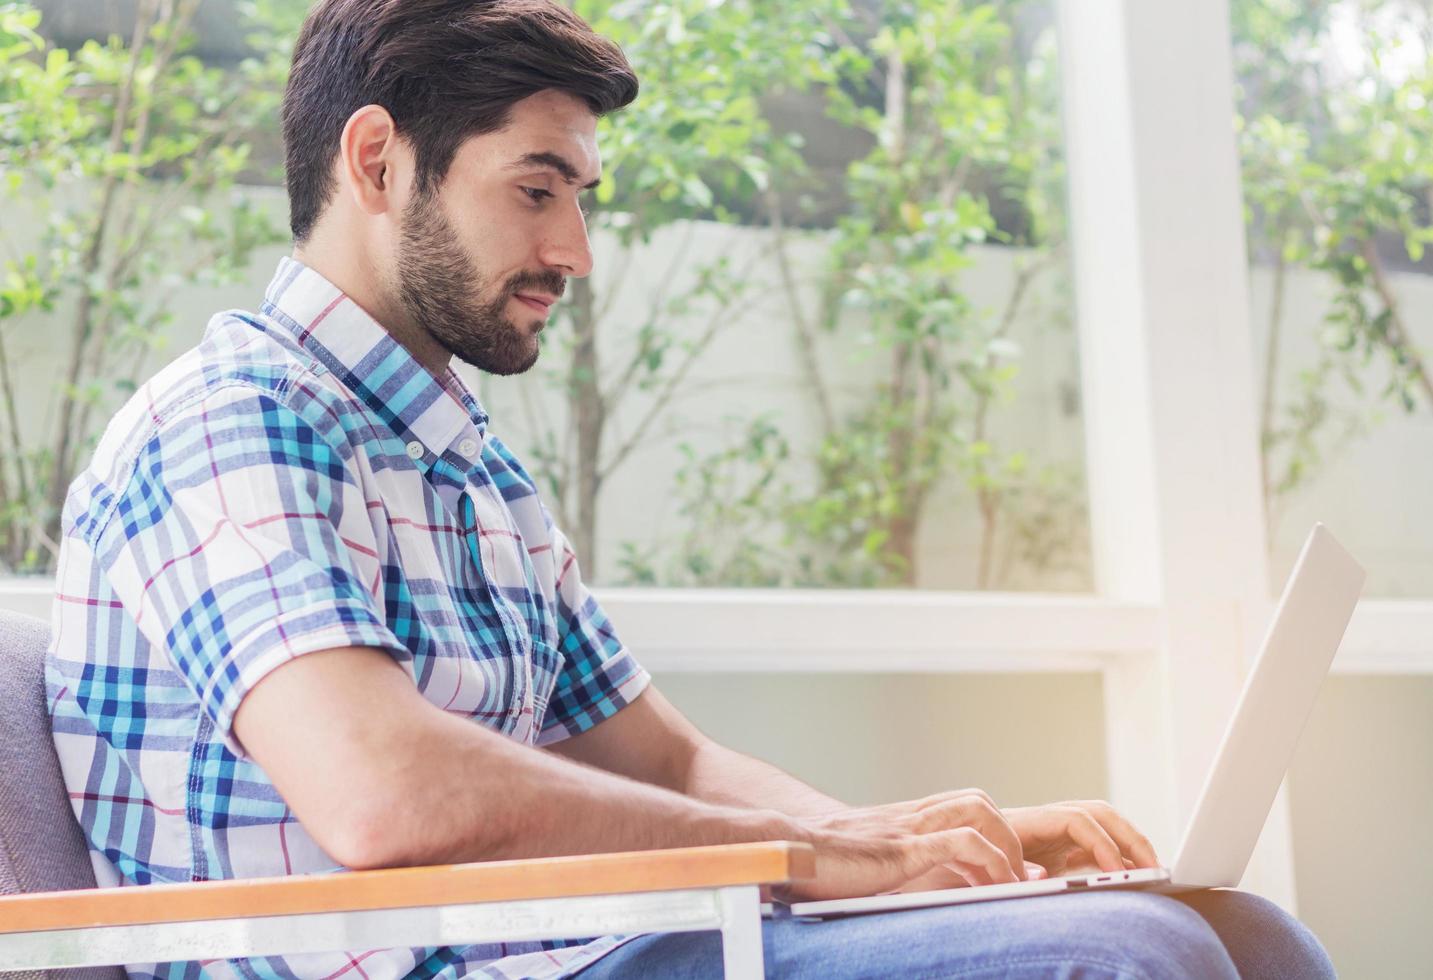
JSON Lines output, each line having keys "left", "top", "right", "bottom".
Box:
{"left": 1171, "top": 524, "right": 1365, "bottom": 888}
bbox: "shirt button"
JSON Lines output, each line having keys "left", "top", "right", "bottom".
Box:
{"left": 458, "top": 438, "right": 479, "bottom": 458}
{"left": 405, "top": 441, "right": 424, "bottom": 460}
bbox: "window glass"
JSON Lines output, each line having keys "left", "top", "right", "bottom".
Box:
{"left": 2, "top": 0, "right": 1091, "bottom": 592}
{"left": 1233, "top": 0, "right": 1433, "bottom": 596}
{"left": 479, "top": 0, "right": 1092, "bottom": 590}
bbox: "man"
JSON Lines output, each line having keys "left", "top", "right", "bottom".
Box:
{"left": 47, "top": 1, "right": 1336, "bottom": 977}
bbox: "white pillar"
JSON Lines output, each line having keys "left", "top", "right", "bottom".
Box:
{"left": 1056, "top": 0, "right": 1297, "bottom": 909}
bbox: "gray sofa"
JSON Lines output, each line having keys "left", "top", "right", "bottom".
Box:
{"left": 0, "top": 610, "right": 125, "bottom": 980}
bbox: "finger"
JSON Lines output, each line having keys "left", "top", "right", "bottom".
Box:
{"left": 1057, "top": 808, "right": 1125, "bottom": 872}
{"left": 940, "top": 853, "right": 998, "bottom": 888}
{"left": 918, "top": 796, "right": 1026, "bottom": 881}
{"left": 949, "top": 862, "right": 995, "bottom": 888}
{"left": 900, "top": 864, "right": 973, "bottom": 893}
{"left": 917, "top": 797, "right": 1026, "bottom": 879}
{"left": 934, "top": 859, "right": 991, "bottom": 894}
{"left": 930, "top": 864, "right": 975, "bottom": 889}
{"left": 922, "top": 826, "right": 1020, "bottom": 886}
{"left": 1024, "top": 861, "right": 1048, "bottom": 881}
{"left": 908, "top": 830, "right": 1002, "bottom": 887}
{"left": 1074, "top": 801, "right": 1161, "bottom": 869}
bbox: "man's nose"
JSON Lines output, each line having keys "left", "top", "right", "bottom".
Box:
{"left": 540, "top": 203, "right": 594, "bottom": 278}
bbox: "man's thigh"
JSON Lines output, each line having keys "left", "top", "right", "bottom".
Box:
{"left": 574, "top": 890, "right": 1243, "bottom": 980}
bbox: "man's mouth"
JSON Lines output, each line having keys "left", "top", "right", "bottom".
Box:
{"left": 514, "top": 293, "right": 555, "bottom": 315}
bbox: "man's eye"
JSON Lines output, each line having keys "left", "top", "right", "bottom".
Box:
{"left": 521, "top": 187, "right": 553, "bottom": 204}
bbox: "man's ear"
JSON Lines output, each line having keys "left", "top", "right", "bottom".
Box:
{"left": 338, "top": 104, "right": 407, "bottom": 217}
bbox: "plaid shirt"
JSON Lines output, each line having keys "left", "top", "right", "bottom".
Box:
{"left": 47, "top": 257, "right": 651, "bottom": 980}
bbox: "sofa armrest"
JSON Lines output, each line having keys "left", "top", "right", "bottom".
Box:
{"left": 0, "top": 841, "right": 814, "bottom": 933}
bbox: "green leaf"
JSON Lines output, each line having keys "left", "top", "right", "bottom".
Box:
{"left": 681, "top": 174, "right": 713, "bottom": 210}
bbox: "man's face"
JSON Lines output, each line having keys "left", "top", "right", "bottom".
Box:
{"left": 394, "top": 89, "right": 600, "bottom": 376}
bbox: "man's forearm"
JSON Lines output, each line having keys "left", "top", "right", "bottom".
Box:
{"left": 682, "top": 739, "right": 847, "bottom": 818}
{"left": 351, "top": 704, "right": 804, "bottom": 868}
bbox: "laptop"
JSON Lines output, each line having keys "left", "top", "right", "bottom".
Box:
{"left": 778, "top": 523, "right": 1366, "bottom": 918}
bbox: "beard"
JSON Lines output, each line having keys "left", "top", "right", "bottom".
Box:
{"left": 395, "top": 188, "right": 564, "bottom": 376}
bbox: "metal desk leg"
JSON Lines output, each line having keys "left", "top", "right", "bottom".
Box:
{"left": 717, "top": 885, "right": 764, "bottom": 979}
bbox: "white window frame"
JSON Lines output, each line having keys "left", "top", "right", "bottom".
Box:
{"left": 4, "top": 0, "right": 1431, "bottom": 916}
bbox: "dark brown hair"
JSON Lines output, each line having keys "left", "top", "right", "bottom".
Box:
{"left": 282, "top": 0, "right": 638, "bottom": 242}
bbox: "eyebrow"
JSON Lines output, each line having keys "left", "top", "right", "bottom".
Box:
{"left": 506, "top": 151, "right": 601, "bottom": 190}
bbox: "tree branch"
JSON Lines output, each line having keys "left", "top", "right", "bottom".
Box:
{"left": 1362, "top": 237, "right": 1433, "bottom": 410}
{"left": 47, "top": 0, "right": 158, "bottom": 524}
{"left": 66, "top": 0, "right": 222, "bottom": 493}
{"left": 764, "top": 185, "right": 835, "bottom": 436}
{"left": 597, "top": 269, "right": 770, "bottom": 483}
{"left": 600, "top": 222, "right": 697, "bottom": 407}
{"left": 1259, "top": 246, "right": 1287, "bottom": 534}
{"left": 0, "top": 325, "right": 30, "bottom": 566}
{"left": 971, "top": 254, "right": 1051, "bottom": 588}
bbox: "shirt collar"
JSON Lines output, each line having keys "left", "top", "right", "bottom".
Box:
{"left": 259, "top": 257, "right": 487, "bottom": 464}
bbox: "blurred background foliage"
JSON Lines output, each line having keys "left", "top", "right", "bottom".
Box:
{"left": 1, "top": 0, "right": 1430, "bottom": 587}
{"left": 1233, "top": 0, "right": 1433, "bottom": 545}
{"left": 0, "top": 0, "right": 301, "bottom": 569}
{"left": 547, "top": 0, "right": 1081, "bottom": 588}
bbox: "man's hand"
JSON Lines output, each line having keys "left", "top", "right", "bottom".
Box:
{"left": 1003, "top": 800, "right": 1161, "bottom": 877}
{"left": 801, "top": 796, "right": 1161, "bottom": 899}
{"left": 778, "top": 788, "right": 1028, "bottom": 902}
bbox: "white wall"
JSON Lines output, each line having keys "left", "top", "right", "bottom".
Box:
{"left": 652, "top": 672, "right": 1108, "bottom": 808}
{"left": 1287, "top": 675, "right": 1433, "bottom": 978}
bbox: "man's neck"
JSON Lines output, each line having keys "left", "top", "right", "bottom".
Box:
{"left": 290, "top": 245, "right": 454, "bottom": 379}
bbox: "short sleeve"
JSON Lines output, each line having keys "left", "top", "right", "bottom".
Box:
{"left": 537, "top": 521, "right": 650, "bottom": 745}
{"left": 90, "top": 384, "right": 411, "bottom": 755}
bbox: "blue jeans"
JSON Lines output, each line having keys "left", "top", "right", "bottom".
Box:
{"left": 574, "top": 889, "right": 1336, "bottom": 979}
